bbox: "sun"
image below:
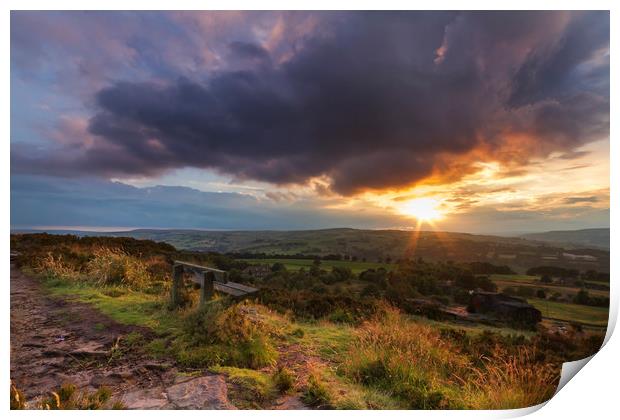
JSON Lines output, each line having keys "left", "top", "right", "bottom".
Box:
{"left": 398, "top": 197, "right": 444, "bottom": 221}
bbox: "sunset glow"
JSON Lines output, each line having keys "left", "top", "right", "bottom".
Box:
{"left": 9, "top": 11, "right": 609, "bottom": 234}
{"left": 398, "top": 198, "right": 444, "bottom": 222}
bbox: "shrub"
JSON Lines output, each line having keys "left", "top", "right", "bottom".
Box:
{"left": 272, "top": 366, "right": 295, "bottom": 392}
{"left": 328, "top": 308, "right": 356, "bottom": 324}
{"left": 302, "top": 372, "right": 332, "bottom": 408}
{"left": 181, "top": 302, "right": 278, "bottom": 369}
{"left": 86, "top": 248, "right": 150, "bottom": 289}
{"left": 36, "top": 253, "right": 81, "bottom": 282}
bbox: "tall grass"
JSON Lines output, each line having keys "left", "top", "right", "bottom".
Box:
{"left": 36, "top": 247, "right": 152, "bottom": 290}
{"left": 341, "top": 306, "right": 559, "bottom": 409}
{"left": 36, "top": 253, "right": 82, "bottom": 283}
{"left": 341, "top": 306, "right": 468, "bottom": 408}
{"left": 86, "top": 248, "right": 150, "bottom": 289}
{"left": 464, "top": 347, "right": 559, "bottom": 409}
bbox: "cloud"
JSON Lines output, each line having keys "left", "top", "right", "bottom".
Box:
{"left": 563, "top": 196, "right": 599, "bottom": 204}
{"left": 10, "top": 175, "right": 408, "bottom": 229}
{"left": 11, "top": 11, "right": 609, "bottom": 195}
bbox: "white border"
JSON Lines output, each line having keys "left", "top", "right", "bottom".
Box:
{"left": 3, "top": 2, "right": 617, "bottom": 419}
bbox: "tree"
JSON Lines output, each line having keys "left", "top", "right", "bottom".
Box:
{"left": 540, "top": 274, "right": 552, "bottom": 284}
{"left": 573, "top": 289, "right": 591, "bottom": 305}
{"left": 271, "top": 262, "right": 286, "bottom": 272}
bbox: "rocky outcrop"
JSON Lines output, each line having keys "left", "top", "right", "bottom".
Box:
{"left": 121, "top": 375, "right": 235, "bottom": 410}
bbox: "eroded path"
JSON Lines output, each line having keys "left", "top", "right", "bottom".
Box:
{"left": 10, "top": 262, "right": 234, "bottom": 409}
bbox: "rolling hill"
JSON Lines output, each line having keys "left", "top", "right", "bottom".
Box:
{"left": 12, "top": 227, "right": 610, "bottom": 273}
{"left": 521, "top": 228, "right": 609, "bottom": 250}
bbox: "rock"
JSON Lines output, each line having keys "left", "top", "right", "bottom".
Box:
{"left": 69, "top": 349, "right": 108, "bottom": 358}
{"left": 144, "top": 362, "right": 173, "bottom": 371}
{"left": 121, "top": 388, "right": 171, "bottom": 410}
{"left": 90, "top": 373, "right": 125, "bottom": 387}
{"left": 166, "top": 375, "right": 236, "bottom": 409}
{"left": 42, "top": 349, "right": 66, "bottom": 357}
{"left": 273, "top": 395, "right": 308, "bottom": 410}
{"left": 108, "top": 370, "right": 135, "bottom": 381}
{"left": 55, "top": 372, "right": 92, "bottom": 389}
{"left": 22, "top": 342, "right": 46, "bottom": 348}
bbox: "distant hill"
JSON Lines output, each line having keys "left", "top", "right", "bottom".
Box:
{"left": 11, "top": 227, "right": 610, "bottom": 273}
{"left": 521, "top": 228, "right": 609, "bottom": 250}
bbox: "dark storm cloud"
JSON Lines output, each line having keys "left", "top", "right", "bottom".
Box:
{"left": 11, "top": 11, "right": 609, "bottom": 194}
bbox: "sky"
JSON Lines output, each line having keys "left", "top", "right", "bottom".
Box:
{"left": 10, "top": 11, "right": 610, "bottom": 234}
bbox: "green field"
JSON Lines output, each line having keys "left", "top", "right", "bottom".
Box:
{"left": 528, "top": 298, "right": 609, "bottom": 327}
{"left": 493, "top": 279, "right": 609, "bottom": 298}
{"left": 489, "top": 274, "right": 540, "bottom": 283}
{"left": 490, "top": 272, "right": 610, "bottom": 298}
{"left": 241, "top": 258, "right": 395, "bottom": 274}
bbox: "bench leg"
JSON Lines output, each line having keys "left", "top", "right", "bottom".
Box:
{"left": 200, "top": 272, "right": 215, "bottom": 305}
{"left": 170, "top": 264, "right": 184, "bottom": 308}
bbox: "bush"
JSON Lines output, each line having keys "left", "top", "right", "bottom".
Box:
{"left": 181, "top": 302, "right": 278, "bottom": 369}
{"left": 86, "top": 248, "right": 150, "bottom": 289}
{"left": 328, "top": 308, "right": 356, "bottom": 324}
{"left": 302, "top": 372, "right": 332, "bottom": 408}
{"left": 36, "top": 253, "right": 81, "bottom": 283}
{"left": 273, "top": 366, "right": 295, "bottom": 392}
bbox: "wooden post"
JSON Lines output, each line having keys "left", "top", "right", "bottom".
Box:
{"left": 170, "top": 264, "right": 184, "bottom": 308}
{"left": 201, "top": 271, "right": 215, "bottom": 305}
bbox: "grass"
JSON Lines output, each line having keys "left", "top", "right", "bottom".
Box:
{"left": 528, "top": 299, "right": 609, "bottom": 326}
{"left": 211, "top": 366, "right": 277, "bottom": 409}
{"left": 293, "top": 322, "right": 355, "bottom": 363}
{"left": 341, "top": 307, "right": 469, "bottom": 409}
{"left": 489, "top": 274, "right": 540, "bottom": 283}
{"left": 43, "top": 277, "right": 181, "bottom": 334}
{"left": 272, "top": 366, "right": 295, "bottom": 392}
{"left": 407, "top": 314, "right": 537, "bottom": 339}
{"left": 241, "top": 258, "right": 395, "bottom": 274}
{"left": 302, "top": 368, "right": 402, "bottom": 409}
{"left": 494, "top": 279, "right": 609, "bottom": 298}
{"left": 339, "top": 307, "right": 559, "bottom": 409}
{"left": 35, "top": 383, "right": 124, "bottom": 410}
{"left": 28, "top": 253, "right": 566, "bottom": 411}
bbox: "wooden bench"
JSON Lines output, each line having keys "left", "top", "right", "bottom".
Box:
{"left": 170, "top": 261, "right": 259, "bottom": 307}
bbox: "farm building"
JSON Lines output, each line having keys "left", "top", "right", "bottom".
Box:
{"left": 467, "top": 292, "right": 542, "bottom": 326}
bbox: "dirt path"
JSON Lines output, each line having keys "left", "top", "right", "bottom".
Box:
{"left": 10, "top": 262, "right": 234, "bottom": 409}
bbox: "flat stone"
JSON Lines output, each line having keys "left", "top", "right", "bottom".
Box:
{"left": 90, "top": 373, "right": 125, "bottom": 387}
{"left": 108, "top": 370, "right": 135, "bottom": 380}
{"left": 144, "top": 362, "right": 173, "bottom": 371}
{"left": 166, "top": 375, "right": 236, "bottom": 409}
{"left": 121, "top": 387, "right": 171, "bottom": 410}
{"left": 273, "top": 395, "right": 308, "bottom": 410}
